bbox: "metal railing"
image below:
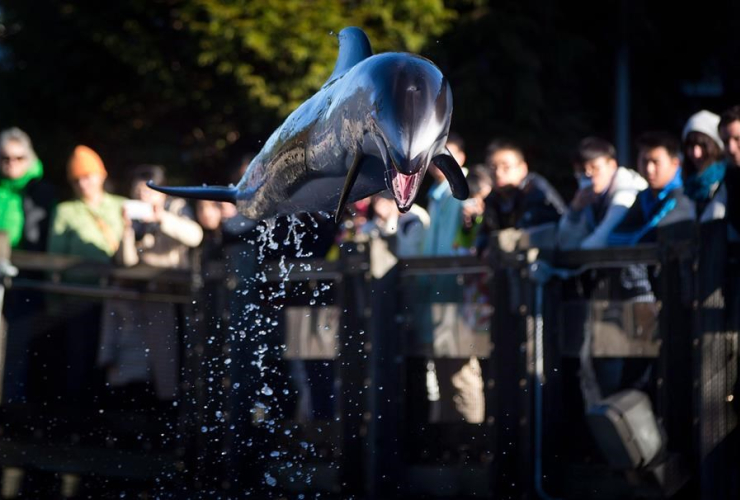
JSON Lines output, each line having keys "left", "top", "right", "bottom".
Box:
{"left": 0, "top": 221, "right": 736, "bottom": 499}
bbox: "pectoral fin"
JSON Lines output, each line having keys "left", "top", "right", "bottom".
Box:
{"left": 431, "top": 152, "right": 469, "bottom": 199}
{"left": 334, "top": 152, "right": 363, "bottom": 223}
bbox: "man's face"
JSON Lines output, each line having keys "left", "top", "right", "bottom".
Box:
{"left": 575, "top": 156, "right": 618, "bottom": 194}
{"left": 490, "top": 149, "right": 527, "bottom": 189}
{"left": 1, "top": 140, "right": 31, "bottom": 180}
{"left": 638, "top": 146, "right": 679, "bottom": 191}
{"left": 720, "top": 120, "right": 740, "bottom": 167}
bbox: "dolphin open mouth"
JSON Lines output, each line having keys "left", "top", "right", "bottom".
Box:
{"left": 370, "top": 132, "right": 428, "bottom": 212}
{"left": 389, "top": 168, "right": 426, "bottom": 212}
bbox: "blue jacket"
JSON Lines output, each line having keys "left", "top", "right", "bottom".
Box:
{"left": 608, "top": 171, "right": 695, "bottom": 245}
{"left": 423, "top": 180, "right": 463, "bottom": 256}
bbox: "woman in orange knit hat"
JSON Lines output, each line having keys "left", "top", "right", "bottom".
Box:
{"left": 48, "top": 145, "right": 126, "bottom": 267}
{"left": 46, "top": 145, "right": 127, "bottom": 414}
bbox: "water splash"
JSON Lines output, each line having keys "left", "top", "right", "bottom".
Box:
{"left": 212, "top": 214, "right": 336, "bottom": 494}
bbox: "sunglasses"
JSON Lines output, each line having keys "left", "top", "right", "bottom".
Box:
{"left": 1, "top": 155, "right": 27, "bottom": 163}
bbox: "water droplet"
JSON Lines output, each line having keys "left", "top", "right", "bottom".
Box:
{"left": 264, "top": 473, "right": 277, "bottom": 487}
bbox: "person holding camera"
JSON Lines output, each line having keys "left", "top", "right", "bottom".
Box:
{"left": 98, "top": 165, "right": 203, "bottom": 404}
{"left": 472, "top": 140, "right": 565, "bottom": 254}
{"left": 117, "top": 165, "right": 203, "bottom": 268}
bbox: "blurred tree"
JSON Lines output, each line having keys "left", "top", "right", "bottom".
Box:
{"left": 2, "top": 0, "right": 738, "bottom": 199}
{"left": 0, "top": 0, "right": 453, "bottom": 191}
{"left": 180, "top": 0, "right": 453, "bottom": 115}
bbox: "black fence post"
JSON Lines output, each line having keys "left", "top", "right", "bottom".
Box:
{"left": 366, "top": 240, "right": 404, "bottom": 499}
{"left": 336, "top": 247, "right": 371, "bottom": 496}
{"left": 490, "top": 249, "right": 531, "bottom": 499}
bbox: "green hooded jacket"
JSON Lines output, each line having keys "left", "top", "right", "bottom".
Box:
{"left": 0, "top": 158, "right": 44, "bottom": 247}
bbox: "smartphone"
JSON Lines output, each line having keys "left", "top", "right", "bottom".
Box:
{"left": 124, "top": 200, "right": 154, "bottom": 220}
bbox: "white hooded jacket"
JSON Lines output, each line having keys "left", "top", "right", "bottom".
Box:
{"left": 558, "top": 166, "right": 648, "bottom": 250}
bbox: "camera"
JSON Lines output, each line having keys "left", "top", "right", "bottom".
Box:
{"left": 124, "top": 200, "right": 154, "bottom": 221}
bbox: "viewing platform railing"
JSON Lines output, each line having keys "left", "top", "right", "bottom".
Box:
{"left": 0, "top": 223, "right": 736, "bottom": 499}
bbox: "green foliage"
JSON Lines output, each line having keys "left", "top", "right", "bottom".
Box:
{"left": 3, "top": 0, "right": 731, "bottom": 196}
{"left": 0, "top": 0, "right": 453, "bottom": 187}
{"left": 179, "top": 0, "right": 454, "bottom": 115}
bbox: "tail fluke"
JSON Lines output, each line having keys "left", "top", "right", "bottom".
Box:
{"left": 147, "top": 181, "right": 237, "bottom": 204}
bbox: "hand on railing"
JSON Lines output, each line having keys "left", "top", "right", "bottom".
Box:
{"left": 0, "top": 258, "right": 18, "bottom": 279}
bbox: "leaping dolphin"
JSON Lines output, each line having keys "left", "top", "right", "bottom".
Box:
{"left": 148, "top": 27, "right": 468, "bottom": 223}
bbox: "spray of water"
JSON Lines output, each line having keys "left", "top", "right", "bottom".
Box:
{"left": 219, "top": 214, "right": 334, "bottom": 496}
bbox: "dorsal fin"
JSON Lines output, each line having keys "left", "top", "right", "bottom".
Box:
{"left": 328, "top": 27, "right": 373, "bottom": 82}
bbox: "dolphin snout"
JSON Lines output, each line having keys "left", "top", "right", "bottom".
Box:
{"left": 388, "top": 147, "right": 426, "bottom": 175}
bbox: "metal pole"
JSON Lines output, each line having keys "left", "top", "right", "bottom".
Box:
{"left": 529, "top": 261, "right": 563, "bottom": 500}
{"left": 614, "top": 0, "right": 631, "bottom": 166}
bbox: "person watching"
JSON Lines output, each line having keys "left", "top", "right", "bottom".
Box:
{"left": 558, "top": 137, "right": 646, "bottom": 249}
{"left": 608, "top": 132, "right": 695, "bottom": 245}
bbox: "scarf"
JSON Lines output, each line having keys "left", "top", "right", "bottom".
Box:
{"left": 684, "top": 160, "right": 726, "bottom": 202}
{"left": 0, "top": 158, "right": 43, "bottom": 247}
{"left": 608, "top": 169, "right": 683, "bottom": 246}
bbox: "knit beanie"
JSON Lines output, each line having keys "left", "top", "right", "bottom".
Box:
{"left": 682, "top": 110, "right": 724, "bottom": 151}
{"left": 67, "top": 145, "right": 107, "bottom": 179}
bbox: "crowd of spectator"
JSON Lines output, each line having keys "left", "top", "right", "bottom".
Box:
{"left": 347, "top": 106, "right": 740, "bottom": 425}
{"left": 360, "top": 106, "right": 739, "bottom": 261}
{"left": 1, "top": 105, "right": 739, "bottom": 418}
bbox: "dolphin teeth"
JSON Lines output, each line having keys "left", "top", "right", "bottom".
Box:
{"left": 389, "top": 167, "right": 426, "bottom": 212}
{"left": 373, "top": 132, "right": 429, "bottom": 211}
